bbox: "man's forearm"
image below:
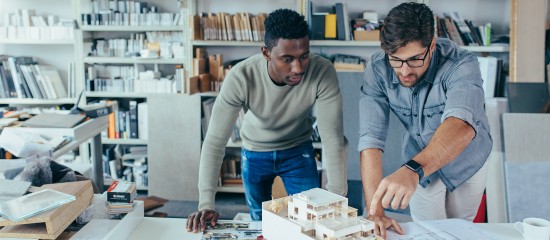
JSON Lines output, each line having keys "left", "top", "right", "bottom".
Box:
{"left": 360, "top": 148, "right": 384, "bottom": 214}
{"left": 415, "top": 117, "right": 475, "bottom": 176}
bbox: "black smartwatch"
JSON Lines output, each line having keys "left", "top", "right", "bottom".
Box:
{"left": 403, "top": 159, "right": 424, "bottom": 180}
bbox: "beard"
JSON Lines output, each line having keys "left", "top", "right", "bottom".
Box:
{"left": 398, "top": 73, "right": 420, "bottom": 88}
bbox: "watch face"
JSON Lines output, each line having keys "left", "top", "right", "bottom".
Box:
{"left": 407, "top": 160, "right": 422, "bottom": 171}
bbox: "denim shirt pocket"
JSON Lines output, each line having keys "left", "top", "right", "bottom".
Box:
{"left": 389, "top": 103, "right": 412, "bottom": 124}
{"left": 423, "top": 103, "right": 445, "bottom": 130}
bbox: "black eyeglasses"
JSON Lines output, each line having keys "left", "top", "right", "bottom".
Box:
{"left": 387, "top": 41, "right": 432, "bottom": 68}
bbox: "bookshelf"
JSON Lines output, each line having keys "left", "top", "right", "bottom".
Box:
{"left": 0, "top": 0, "right": 81, "bottom": 105}
{"left": 188, "top": 0, "right": 510, "bottom": 72}
{"left": 74, "top": 0, "right": 192, "bottom": 191}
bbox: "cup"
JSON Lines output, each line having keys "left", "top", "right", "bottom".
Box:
{"left": 514, "top": 218, "right": 550, "bottom": 240}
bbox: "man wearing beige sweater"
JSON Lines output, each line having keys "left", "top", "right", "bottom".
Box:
{"left": 187, "top": 8, "right": 347, "bottom": 232}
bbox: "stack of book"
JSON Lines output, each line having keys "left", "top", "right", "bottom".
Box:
{"left": 0, "top": 56, "right": 68, "bottom": 99}
{"left": 106, "top": 180, "right": 137, "bottom": 215}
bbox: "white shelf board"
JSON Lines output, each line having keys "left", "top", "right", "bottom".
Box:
{"left": 0, "top": 98, "right": 75, "bottom": 105}
{"left": 192, "top": 40, "right": 509, "bottom": 52}
{"left": 218, "top": 185, "right": 245, "bottom": 193}
{"left": 193, "top": 40, "right": 263, "bottom": 47}
{"left": 51, "top": 116, "right": 110, "bottom": 159}
{"left": 102, "top": 138, "right": 148, "bottom": 145}
{"left": 0, "top": 39, "right": 74, "bottom": 44}
{"left": 86, "top": 91, "right": 148, "bottom": 98}
{"left": 81, "top": 25, "right": 183, "bottom": 32}
{"left": 462, "top": 45, "right": 509, "bottom": 52}
{"left": 312, "top": 40, "right": 381, "bottom": 47}
{"left": 84, "top": 57, "right": 185, "bottom": 64}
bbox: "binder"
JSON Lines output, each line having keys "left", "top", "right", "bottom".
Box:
{"left": 311, "top": 13, "right": 327, "bottom": 40}
{"left": 324, "top": 14, "right": 337, "bottom": 39}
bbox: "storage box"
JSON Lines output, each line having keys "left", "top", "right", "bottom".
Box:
{"left": 354, "top": 30, "right": 380, "bottom": 41}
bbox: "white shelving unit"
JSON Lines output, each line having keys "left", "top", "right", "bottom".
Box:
{"left": 86, "top": 91, "right": 148, "bottom": 98}
{"left": 81, "top": 26, "right": 183, "bottom": 32}
{"left": 0, "top": 39, "right": 75, "bottom": 45}
{"left": 83, "top": 57, "right": 187, "bottom": 64}
{"left": 76, "top": 0, "right": 193, "bottom": 191}
{"left": 193, "top": 40, "right": 509, "bottom": 52}
{"left": 102, "top": 138, "right": 148, "bottom": 145}
{"left": 0, "top": 98, "right": 75, "bottom": 105}
{"left": 0, "top": 0, "right": 81, "bottom": 106}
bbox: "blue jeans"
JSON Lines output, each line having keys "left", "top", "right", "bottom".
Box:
{"left": 241, "top": 141, "right": 320, "bottom": 220}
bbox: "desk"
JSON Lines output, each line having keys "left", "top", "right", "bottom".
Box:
{"left": 73, "top": 217, "right": 523, "bottom": 240}
{"left": 16, "top": 116, "right": 108, "bottom": 188}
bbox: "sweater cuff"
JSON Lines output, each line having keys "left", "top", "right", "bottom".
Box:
{"left": 198, "top": 190, "right": 216, "bottom": 211}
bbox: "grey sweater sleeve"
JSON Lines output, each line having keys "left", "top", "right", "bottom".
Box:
{"left": 315, "top": 65, "right": 347, "bottom": 196}
{"left": 198, "top": 72, "right": 244, "bottom": 211}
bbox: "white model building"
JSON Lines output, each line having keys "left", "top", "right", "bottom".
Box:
{"left": 262, "top": 188, "right": 382, "bottom": 240}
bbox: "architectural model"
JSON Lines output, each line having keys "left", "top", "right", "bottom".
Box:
{"left": 262, "top": 188, "right": 382, "bottom": 240}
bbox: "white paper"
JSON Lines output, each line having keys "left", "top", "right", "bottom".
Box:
{"left": 386, "top": 218, "right": 502, "bottom": 240}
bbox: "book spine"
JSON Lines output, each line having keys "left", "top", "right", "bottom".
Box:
{"left": 129, "top": 100, "right": 138, "bottom": 138}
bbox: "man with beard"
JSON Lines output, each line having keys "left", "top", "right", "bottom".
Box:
{"left": 187, "top": 8, "right": 347, "bottom": 233}
{"left": 358, "top": 3, "right": 492, "bottom": 238}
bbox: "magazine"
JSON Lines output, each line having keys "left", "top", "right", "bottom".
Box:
{"left": 202, "top": 220, "right": 262, "bottom": 240}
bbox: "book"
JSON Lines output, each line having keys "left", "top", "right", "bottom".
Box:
{"left": 137, "top": 102, "right": 148, "bottom": 140}
{"left": 106, "top": 180, "right": 137, "bottom": 203}
{"left": 21, "top": 113, "right": 86, "bottom": 128}
{"left": 0, "top": 189, "right": 75, "bottom": 222}
{"left": 334, "top": 3, "right": 350, "bottom": 41}
{"left": 324, "top": 14, "right": 337, "bottom": 39}
{"left": 311, "top": 13, "right": 327, "bottom": 40}
{"left": 477, "top": 56, "right": 498, "bottom": 99}
{"left": 128, "top": 100, "right": 138, "bottom": 139}
{"left": 386, "top": 218, "right": 502, "bottom": 239}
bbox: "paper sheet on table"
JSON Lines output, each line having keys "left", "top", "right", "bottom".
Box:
{"left": 386, "top": 218, "right": 502, "bottom": 240}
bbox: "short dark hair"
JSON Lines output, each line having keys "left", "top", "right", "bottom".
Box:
{"left": 381, "top": 2, "right": 434, "bottom": 54}
{"left": 264, "top": 9, "right": 308, "bottom": 50}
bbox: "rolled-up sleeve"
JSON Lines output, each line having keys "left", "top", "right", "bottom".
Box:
{"left": 357, "top": 60, "right": 390, "bottom": 152}
{"left": 441, "top": 55, "right": 485, "bottom": 135}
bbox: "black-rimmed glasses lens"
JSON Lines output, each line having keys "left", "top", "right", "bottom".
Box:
{"left": 387, "top": 46, "right": 430, "bottom": 68}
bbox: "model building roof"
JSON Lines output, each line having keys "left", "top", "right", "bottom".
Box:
{"left": 294, "top": 188, "right": 346, "bottom": 206}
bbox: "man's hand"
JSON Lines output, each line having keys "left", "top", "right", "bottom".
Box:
{"left": 367, "top": 213, "right": 404, "bottom": 239}
{"left": 186, "top": 209, "right": 219, "bottom": 233}
{"left": 369, "top": 167, "right": 419, "bottom": 215}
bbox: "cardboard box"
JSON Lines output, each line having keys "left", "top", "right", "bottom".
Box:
{"left": 354, "top": 30, "right": 380, "bottom": 41}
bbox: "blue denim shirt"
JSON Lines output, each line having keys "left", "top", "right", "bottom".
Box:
{"left": 358, "top": 38, "right": 492, "bottom": 191}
